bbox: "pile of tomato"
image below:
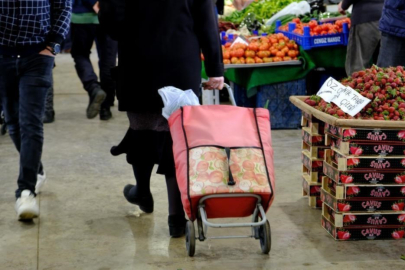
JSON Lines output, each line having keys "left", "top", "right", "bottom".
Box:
{"left": 278, "top": 18, "right": 351, "bottom": 36}
{"left": 222, "top": 33, "right": 300, "bottom": 65}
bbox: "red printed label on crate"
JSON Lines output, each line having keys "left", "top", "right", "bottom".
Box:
{"left": 361, "top": 200, "right": 382, "bottom": 211}
{"left": 326, "top": 126, "right": 405, "bottom": 142}
{"left": 367, "top": 216, "right": 388, "bottom": 225}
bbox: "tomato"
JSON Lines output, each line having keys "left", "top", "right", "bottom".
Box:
{"left": 231, "top": 57, "right": 238, "bottom": 64}
{"left": 276, "top": 51, "right": 285, "bottom": 58}
{"left": 308, "top": 20, "right": 317, "bottom": 29}
{"left": 245, "top": 50, "right": 255, "bottom": 58}
{"left": 259, "top": 43, "right": 270, "bottom": 51}
{"left": 235, "top": 48, "right": 245, "bottom": 58}
{"left": 270, "top": 38, "right": 278, "bottom": 44}
{"left": 282, "top": 47, "right": 289, "bottom": 53}
{"left": 260, "top": 37, "right": 270, "bottom": 44}
{"left": 270, "top": 49, "right": 278, "bottom": 56}
{"left": 254, "top": 57, "right": 263, "bottom": 63}
{"left": 292, "top": 18, "right": 301, "bottom": 24}
{"left": 263, "top": 57, "right": 273, "bottom": 63}
{"left": 273, "top": 57, "right": 282, "bottom": 62}
{"left": 245, "top": 57, "right": 255, "bottom": 64}
{"left": 223, "top": 59, "right": 231, "bottom": 64}
{"left": 283, "top": 56, "right": 292, "bottom": 61}
{"left": 257, "top": 51, "right": 270, "bottom": 58}
{"left": 248, "top": 43, "right": 259, "bottom": 52}
{"left": 288, "top": 50, "right": 296, "bottom": 57}
{"left": 223, "top": 51, "right": 230, "bottom": 59}
{"left": 239, "top": 57, "right": 246, "bottom": 64}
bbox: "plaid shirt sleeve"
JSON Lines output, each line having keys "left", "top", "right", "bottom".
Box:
{"left": 48, "top": 0, "right": 72, "bottom": 44}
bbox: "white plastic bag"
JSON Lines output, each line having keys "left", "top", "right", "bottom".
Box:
{"left": 265, "top": 2, "right": 311, "bottom": 26}
{"left": 158, "top": 87, "right": 200, "bottom": 119}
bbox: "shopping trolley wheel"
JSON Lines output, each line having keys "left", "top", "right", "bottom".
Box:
{"left": 259, "top": 220, "right": 271, "bottom": 254}
{"left": 185, "top": 220, "right": 196, "bottom": 257}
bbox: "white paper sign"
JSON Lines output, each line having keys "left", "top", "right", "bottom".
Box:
{"left": 230, "top": 36, "right": 249, "bottom": 47}
{"left": 316, "top": 77, "right": 371, "bottom": 117}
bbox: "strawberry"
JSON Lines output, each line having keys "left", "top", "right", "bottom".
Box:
{"left": 350, "top": 158, "right": 360, "bottom": 165}
{"left": 350, "top": 146, "right": 363, "bottom": 155}
{"left": 343, "top": 215, "right": 356, "bottom": 223}
{"left": 398, "top": 214, "right": 405, "bottom": 223}
{"left": 398, "top": 130, "right": 405, "bottom": 139}
{"left": 338, "top": 203, "right": 351, "bottom": 212}
{"left": 399, "top": 202, "right": 405, "bottom": 210}
{"left": 340, "top": 174, "right": 353, "bottom": 184}
{"left": 398, "top": 230, "right": 405, "bottom": 238}
{"left": 351, "top": 186, "right": 360, "bottom": 194}
{"left": 393, "top": 203, "right": 400, "bottom": 211}
{"left": 395, "top": 176, "right": 404, "bottom": 184}
{"left": 337, "top": 231, "right": 351, "bottom": 240}
{"left": 401, "top": 158, "right": 405, "bottom": 166}
{"left": 401, "top": 187, "right": 405, "bottom": 195}
{"left": 392, "top": 231, "right": 401, "bottom": 239}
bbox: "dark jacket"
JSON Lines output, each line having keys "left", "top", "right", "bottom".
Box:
{"left": 379, "top": 0, "right": 405, "bottom": 38}
{"left": 72, "top": 0, "right": 98, "bottom": 14}
{"left": 341, "top": 0, "right": 384, "bottom": 26}
{"left": 99, "top": 0, "right": 224, "bottom": 113}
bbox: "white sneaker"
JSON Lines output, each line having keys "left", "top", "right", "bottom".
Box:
{"left": 15, "top": 190, "right": 39, "bottom": 221}
{"left": 35, "top": 171, "right": 46, "bottom": 194}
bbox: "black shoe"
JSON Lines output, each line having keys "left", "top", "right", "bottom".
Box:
{"left": 123, "top": 184, "right": 154, "bottom": 213}
{"left": 43, "top": 110, "right": 55, "bottom": 124}
{"left": 100, "top": 107, "right": 112, "bottom": 121}
{"left": 0, "top": 124, "right": 6, "bottom": 135}
{"left": 168, "top": 214, "right": 187, "bottom": 238}
{"left": 87, "top": 86, "right": 106, "bottom": 119}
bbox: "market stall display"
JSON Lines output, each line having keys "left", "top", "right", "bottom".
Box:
{"left": 290, "top": 66, "right": 405, "bottom": 241}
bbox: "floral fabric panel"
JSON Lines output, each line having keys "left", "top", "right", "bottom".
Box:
{"left": 189, "top": 147, "right": 270, "bottom": 196}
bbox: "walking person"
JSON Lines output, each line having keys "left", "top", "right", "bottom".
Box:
{"left": 100, "top": 0, "right": 224, "bottom": 237}
{"left": 377, "top": 0, "right": 405, "bottom": 68}
{"left": 0, "top": 0, "right": 71, "bottom": 220}
{"left": 71, "top": 0, "right": 118, "bottom": 120}
{"left": 338, "top": 0, "right": 384, "bottom": 76}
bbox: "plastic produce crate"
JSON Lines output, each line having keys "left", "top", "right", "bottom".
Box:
{"left": 275, "top": 21, "right": 349, "bottom": 50}
{"left": 256, "top": 78, "right": 306, "bottom": 129}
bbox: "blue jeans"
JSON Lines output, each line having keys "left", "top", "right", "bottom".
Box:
{"left": 377, "top": 32, "right": 405, "bottom": 67}
{"left": 0, "top": 53, "right": 54, "bottom": 198}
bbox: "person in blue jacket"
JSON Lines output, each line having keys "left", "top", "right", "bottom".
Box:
{"left": 377, "top": 0, "right": 405, "bottom": 67}
{"left": 71, "top": 0, "right": 118, "bottom": 120}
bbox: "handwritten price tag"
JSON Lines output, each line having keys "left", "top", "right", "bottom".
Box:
{"left": 317, "top": 77, "right": 371, "bottom": 117}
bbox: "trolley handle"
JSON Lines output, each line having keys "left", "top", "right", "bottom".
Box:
{"left": 201, "top": 83, "right": 237, "bottom": 106}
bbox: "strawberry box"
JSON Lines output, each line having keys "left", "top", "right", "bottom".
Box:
{"left": 302, "top": 111, "right": 322, "bottom": 123}
{"left": 303, "top": 165, "right": 324, "bottom": 183}
{"left": 328, "top": 148, "right": 405, "bottom": 171}
{"left": 323, "top": 203, "right": 405, "bottom": 227}
{"left": 324, "top": 124, "right": 405, "bottom": 143}
{"left": 326, "top": 134, "right": 405, "bottom": 156}
{"left": 301, "top": 116, "right": 325, "bottom": 134}
{"left": 302, "top": 150, "right": 324, "bottom": 172}
{"left": 322, "top": 215, "right": 405, "bottom": 240}
{"left": 323, "top": 159, "right": 405, "bottom": 185}
{"left": 302, "top": 127, "right": 325, "bottom": 146}
{"left": 302, "top": 141, "right": 329, "bottom": 159}
{"left": 302, "top": 174, "right": 322, "bottom": 197}
{"left": 322, "top": 176, "right": 405, "bottom": 199}
{"left": 309, "top": 196, "right": 322, "bottom": 209}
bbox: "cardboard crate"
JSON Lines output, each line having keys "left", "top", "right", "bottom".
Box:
{"left": 329, "top": 148, "right": 405, "bottom": 171}
{"left": 301, "top": 116, "right": 325, "bottom": 134}
{"left": 302, "top": 127, "right": 325, "bottom": 146}
{"left": 326, "top": 134, "right": 405, "bottom": 156}
{"left": 302, "top": 111, "right": 322, "bottom": 123}
{"left": 324, "top": 124, "right": 405, "bottom": 143}
{"left": 302, "top": 141, "right": 329, "bottom": 159}
{"left": 322, "top": 176, "right": 405, "bottom": 200}
{"left": 323, "top": 159, "right": 405, "bottom": 185}
{"left": 302, "top": 174, "right": 321, "bottom": 197}
{"left": 321, "top": 182, "right": 405, "bottom": 213}
{"left": 303, "top": 165, "right": 324, "bottom": 183}
{"left": 323, "top": 203, "right": 405, "bottom": 227}
{"left": 321, "top": 214, "right": 405, "bottom": 240}
{"left": 308, "top": 196, "right": 322, "bottom": 209}
{"left": 302, "top": 150, "right": 323, "bottom": 172}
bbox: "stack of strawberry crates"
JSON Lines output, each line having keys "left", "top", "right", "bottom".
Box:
{"left": 301, "top": 111, "right": 330, "bottom": 209}
{"left": 321, "top": 124, "right": 405, "bottom": 240}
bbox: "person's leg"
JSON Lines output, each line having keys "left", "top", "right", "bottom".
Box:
{"left": 71, "top": 23, "right": 106, "bottom": 119}
{"left": 95, "top": 26, "right": 118, "bottom": 120}
{"left": 165, "top": 174, "right": 187, "bottom": 237}
{"left": 123, "top": 161, "right": 155, "bottom": 213}
{"left": 377, "top": 32, "right": 405, "bottom": 68}
{"left": 16, "top": 54, "right": 54, "bottom": 198}
{"left": 345, "top": 21, "right": 381, "bottom": 76}
{"left": 43, "top": 73, "right": 55, "bottom": 123}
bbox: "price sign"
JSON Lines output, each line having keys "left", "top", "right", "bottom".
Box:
{"left": 317, "top": 77, "right": 371, "bottom": 117}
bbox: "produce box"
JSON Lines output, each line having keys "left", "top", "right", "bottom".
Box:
{"left": 276, "top": 21, "right": 349, "bottom": 50}
{"left": 302, "top": 150, "right": 323, "bottom": 172}
{"left": 289, "top": 96, "right": 405, "bottom": 128}
{"left": 325, "top": 124, "right": 405, "bottom": 143}
{"left": 323, "top": 203, "right": 405, "bottom": 227}
{"left": 322, "top": 215, "right": 405, "bottom": 240}
{"left": 326, "top": 134, "right": 405, "bottom": 156}
{"left": 323, "top": 159, "right": 405, "bottom": 185}
{"left": 302, "top": 174, "right": 321, "bottom": 197}
{"left": 301, "top": 116, "right": 325, "bottom": 134}
{"left": 302, "top": 127, "right": 324, "bottom": 146}
{"left": 309, "top": 196, "right": 322, "bottom": 209}
{"left": 329, "top": 148, "right": 405, "bottom": 171}
{"left": 303, "top": 165, "right": 324, "bottom": 183}
{"left": 322, "top": 176, "right": 405, "bottom": 200}
{"left": 321, "top": 182, "right": 405, "bottom": 212}
{"left": 301, "top": 111, "right": 322, "bottom": 123}
{"left": 302, "top": 141, "right": 328, "bottom": 159}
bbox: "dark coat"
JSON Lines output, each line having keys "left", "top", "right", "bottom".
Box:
{"left": 379, "top": 0, "right": 405, "bottom": 38}
{"left": 99, "top": 0, "right": 224, "bottom": 113}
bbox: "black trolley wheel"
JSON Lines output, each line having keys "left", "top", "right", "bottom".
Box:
{"left": 185, "top": 220, "right": 196, "bottom": 257}
{"left": 258, "top": 219, "right": 271, "bottom": 254}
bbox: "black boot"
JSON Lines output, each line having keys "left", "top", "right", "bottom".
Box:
{"left": 100, "top": 106, "right": 112, "bottom": 120}
{"left": 87, "top": 86, "right": 106, "bottom": 119}
{"left": 168, "top": 214, "right": 187, "bottom": 238}
{"left": 43, "top": 110, "right": 55, "bottom": 124}
{"left": 123, "top": 184, "right": 154, "bottom": 213}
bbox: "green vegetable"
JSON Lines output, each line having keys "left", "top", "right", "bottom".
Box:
{"left": 223, "top": 0, "right": 302, "bottom": 25}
